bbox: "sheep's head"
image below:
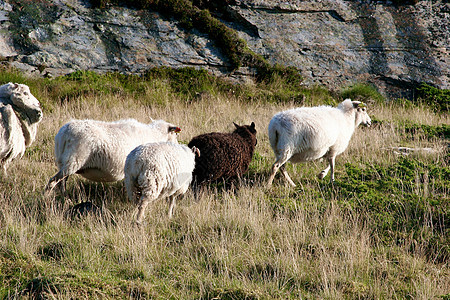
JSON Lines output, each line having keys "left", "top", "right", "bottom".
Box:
{"left": 6, "top": 83, "right": 43, "bottom": 124}
{"left": 233, "top": 122, "right": 258, "bottom": 147}
{"left": 150, "top": 119, "right": 181, "bottom": 143}
{"left": 352, "top": 101, "right": 371, "bottom": 127}
{"left": 168, "top": 125, "right": 181, "bottom": 142}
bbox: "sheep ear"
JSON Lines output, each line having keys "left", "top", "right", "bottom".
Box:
{"left": 339, "top": 99, "right": 353, "bottom": 111}
{"left": 13, "top": 83, "right": 19, "bottom": 89}
{"left": 233, "top": 122, "right": 240, "bottom": 129}
{"left": 251, "top": 122, "right": 255, "bottom": 129}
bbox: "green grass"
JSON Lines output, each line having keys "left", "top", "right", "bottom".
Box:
{"left": 0, "top": 67, "right": 449, "bottom": 298}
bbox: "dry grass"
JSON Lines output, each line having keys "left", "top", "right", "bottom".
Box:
{"left": 0, "top": 80, "right": 448, "bottom": 299}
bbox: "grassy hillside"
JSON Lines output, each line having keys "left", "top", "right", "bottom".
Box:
{"left": 0, "top": 67, "right": 448, "bottom": 299}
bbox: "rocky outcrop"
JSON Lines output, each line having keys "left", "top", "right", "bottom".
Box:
{"left": 0, "top": 1, "right": 228, "bottom": 77}
{"left": 0, "top": 0, "right": 448, "bottom": 99}
{"left": 230, "top": 0, "right": 448, "bottom": 99}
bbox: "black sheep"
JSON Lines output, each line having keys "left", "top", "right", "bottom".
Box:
{"left": 188, "top": 122, "right": 257, "bottom": 185}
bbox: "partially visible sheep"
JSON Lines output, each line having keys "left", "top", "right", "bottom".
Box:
{"left": 45, "top": 118, "right": 181, "bottom": 194}
{"left": 188, "top": 122, "right": 257, "bottom": 185}
{"left": 124, "top": 142, "right": 199, "bottom": 223}
{"left": 0, "top": 82, "right": 43, "bottom": 174}
{"left": 267, "top": 99, "right": 371, "bottom": 187}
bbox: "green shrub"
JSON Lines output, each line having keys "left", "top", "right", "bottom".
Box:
{"left": 87, "top": 0, "right": 302, "bottom": 83}
{"left": 340, "top": 83, "right": 384, "bottom": 104}
{"left": 416, "top": 84, "right": 449, "bottom": 112}
{"left": 144, "top": 67, "right": 237, "bottom": 97}
{"left": 401, "top": 121, "right": 450, "bottom": 140}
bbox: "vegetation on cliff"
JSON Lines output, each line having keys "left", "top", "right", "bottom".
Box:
{"left": 88, "top": 0, "right": 303, "bottom": 84}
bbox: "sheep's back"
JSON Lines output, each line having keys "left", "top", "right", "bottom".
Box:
{"left": 125, "top": 142, "right": 195, "bottom": 200}
{"left": 269, "top": 107, "right": 346, "bottom": 160}
{"left": 54, "top": 119, "right": 174, "bottom": 181}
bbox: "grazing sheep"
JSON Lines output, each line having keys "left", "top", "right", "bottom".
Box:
{"left": 188, "top": 122, "right": 257, "bottom": 185}
{"left": 0, "top": 82, "right": 43, "bottom": 174}
{"left": 267, "top": 99, "right": 371, "bottom": 187}
{"left": 45, "top": 118, "right": 181, "bottom": 194}
{"left": 124, "top": 142, "right": 199, "bottom": 223}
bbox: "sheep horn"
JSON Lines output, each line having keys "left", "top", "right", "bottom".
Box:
{"left": 352, "top": 101, "right": 362, "bottom": 109}
{"left": 169, "top": 126, "right": 181, "bottom": 133}
{"left": 191, "top": 146, "right": 200, "bottom": 157}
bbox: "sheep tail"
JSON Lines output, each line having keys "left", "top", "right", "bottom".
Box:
{"left": 269, "top": 129, "right": 279, "bottom": 154}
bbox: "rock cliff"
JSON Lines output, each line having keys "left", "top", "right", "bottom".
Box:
{"left": 0, "top": 0, "right": 448, "bottom": 99}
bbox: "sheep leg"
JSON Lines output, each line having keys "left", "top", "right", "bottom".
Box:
{"left": 60, "top": 177, "right": 68, "bottom": 194}
{"left": 136, "top": 195, "right": 151, "bottom": 224}
{"left": 44, "top": 171, "right": 68, "bottom": 196}
{"left": 168, "top": 195, "right": 176, "bottom": 219}
{"left": 267, "top": 163, "right": 280, "bottom": 188}
{"left": 329, "top": 156, "right": 336, "bottom": 182}
{"left": 317, "top": 165, "right": 330, "bottom": 180}
{"left": 280, "top": 165, "right": 296, "bottom": 187}
{"left": 1, "top": 164, "right": 8, "bottom": 177}
{"left": 268, "top": 153, "right": 293, "bottom": 188}
{"left": 317, "top": 156, "right": 336, "bottom": 183}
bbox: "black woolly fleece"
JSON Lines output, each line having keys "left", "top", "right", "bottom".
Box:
{"left": 188, "top": 122, "right": 257, "bottom": 184}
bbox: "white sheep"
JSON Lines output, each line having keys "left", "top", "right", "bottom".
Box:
{"left": 0, "top": 82, "right": 43, "bottom": 174}
{"left": 267, "top": 99, "right": 371, "bottom": 187}
{"left": 124, "top": 141, "right": 199, "bottom": 224}
{"left": 45, "top": 118, "right": 181, "bottom": 194}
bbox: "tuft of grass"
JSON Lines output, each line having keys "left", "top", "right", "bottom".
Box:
{"left": 336, "top": 157, "right": 449, "bottom": 262}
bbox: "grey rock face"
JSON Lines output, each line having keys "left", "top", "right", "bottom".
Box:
{"left": 0, "top": 0, "right": 448, "bottom": 99}
{"left": 0, "top": 0, "right": 227, "bottom": 77}
{"left": 230, "top": 0, "right": 448, "bottom": 98}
